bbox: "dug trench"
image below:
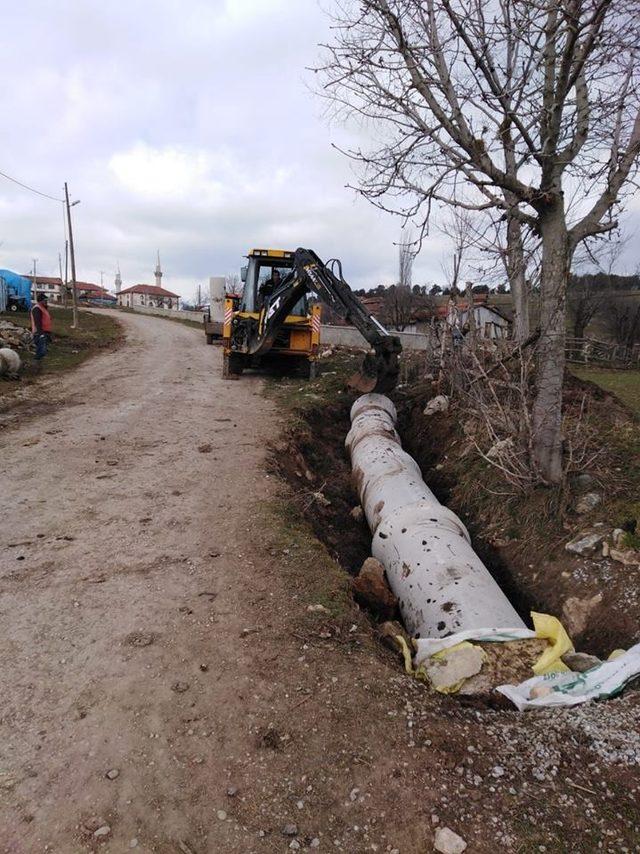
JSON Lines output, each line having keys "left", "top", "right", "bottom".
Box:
{"left": 271, "top": 378, "right": 640, "bottom": 667}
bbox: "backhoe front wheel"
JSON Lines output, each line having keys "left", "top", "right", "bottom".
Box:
{"left": 223, "top": 351, "right": 244, "bottom": 380}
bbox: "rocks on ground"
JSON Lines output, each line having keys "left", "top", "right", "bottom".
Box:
{"left": 351, "top": 556, "right": 398, "bottom": 620}
{"left": 434, "top": 826, "right": 467, "bottom": 854}
{"left": 565, "top": 530, "right": 605, "bottom": 556}
{"left": 423, "top": 394, "right": 449, "bottom": 416}
{"left": 562, "top": 592, "right": 603, "bottom": 638}
{"left": 574, "top": 491, "right": 603, "bottom": 514}
{"left": 0, "top": 319, "right": 32, "bottom": 349}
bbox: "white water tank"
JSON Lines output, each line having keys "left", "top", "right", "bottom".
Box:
{"left": 209, "top": 276, "right": 225, "bottom": 323}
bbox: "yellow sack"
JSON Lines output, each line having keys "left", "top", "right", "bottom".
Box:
{"left": 531, "top": 612, "right": 573, "bottom": 674}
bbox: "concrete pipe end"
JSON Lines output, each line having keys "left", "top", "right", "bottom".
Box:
{"left": 349, "top": 394, "right": 397, "bottom": 425}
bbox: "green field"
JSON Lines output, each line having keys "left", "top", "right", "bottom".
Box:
{"left": 571, "top": 365, "right": 640, "bottom": 415}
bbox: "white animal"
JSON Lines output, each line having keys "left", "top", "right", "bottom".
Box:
{"left": 0, "top": 347, "right": 21, "bottom": 378}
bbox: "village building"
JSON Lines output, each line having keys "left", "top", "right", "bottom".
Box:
{"left": 25, "top": 276, "right": 115, "bottom": 304}
{"left": 358, "top": 290, "right": 512, "bottom": 339}
{"left": 116, "top": 254, "right": 180, "bottom": 310}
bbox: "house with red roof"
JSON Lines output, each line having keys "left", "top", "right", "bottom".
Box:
{"left": 116, "top": 254, "right": 181, "bottom": 310}
{"left": 25, "top": 275, "right": 116, "bottom": 304}
{"left": 117, "top": 283, "right": 180, "bottom": 310}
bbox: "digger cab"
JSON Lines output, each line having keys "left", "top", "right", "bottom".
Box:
{"left": 222, "top": 248, "right": 321, "bottom": 380}
{"left": 240, "top": 249, "right": 307, "bottom": 316}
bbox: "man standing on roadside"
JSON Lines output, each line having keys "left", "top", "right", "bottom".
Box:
{"left": 30, "top": 292, "right": 53, "bottom": 371}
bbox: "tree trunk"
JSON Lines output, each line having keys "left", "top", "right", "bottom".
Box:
{"left": 506, "top": 213, "right": 530, "bottom": 342}
{"left": 532, "top": 204, "right": 570, "bottom": 484}
{"left": 465, "top": 280, "right": 476, "bottom": 346}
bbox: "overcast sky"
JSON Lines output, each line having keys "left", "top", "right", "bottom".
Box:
{"left": 1, "top": 0, "right": 638, "bottom": 300}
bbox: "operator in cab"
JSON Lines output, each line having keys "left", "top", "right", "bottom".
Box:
{"left": 258, "top": 268, "right": 282, "bottom": 307}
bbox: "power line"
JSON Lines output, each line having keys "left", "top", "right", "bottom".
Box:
{"left": 0, "top": 168, "right": 63, "bottom": 202}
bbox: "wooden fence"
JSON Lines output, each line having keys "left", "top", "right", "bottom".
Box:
{"left": 565, "top": 337, "right": 640, "bottom": 368}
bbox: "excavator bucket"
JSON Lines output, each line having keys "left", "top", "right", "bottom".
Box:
{"left": 347, "top": 336, "right": 402, "bottom": 394}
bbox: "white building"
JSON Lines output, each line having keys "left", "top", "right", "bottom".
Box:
{"left": 116, "top": 254, "right": 180, "bottom": 310}
{"left": 458, "top": 304, "right": 512, "bottom": 339}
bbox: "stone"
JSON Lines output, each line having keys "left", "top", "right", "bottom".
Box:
{"left": 376, "top": 621, "right": 410, "bottom": 655}
{"left": 561, "top": 592, "right": 602, "bottom": 638}
{"left": 129, "top": 840, "right": 138, "bottom": 849}
{"left": 105, "top": 768, "right": 120, "bottom": 780}
{"left": 423, "top": 645, "right": 485, "bottom": 692}
{"left": 93, "top": 825, "right": 111, "bottom": 838}
{"left": 171, "top": 681, "right": 190, "bottom": 693}
{"left": 610, "top": 548, "right": 640, "bottom": 567}
{"left": 350, "top": 505, "right": 364, "bottom": 523}
{"left": 562, "top": 651, "right": 602, "bottom": 672}
{"left": 565, "top": 531, "right": 605, "bottom": 556}
{"left": 310, "top": 839, "right": 320, "bottom": 848}
{"left": 289, "top": 842, "right": 301, "bottom": 850}
{"left": 491, "top": 766, "right": 505, "bottom": 778}
{"left": 307, "top": 604, "right": 329, "bottom": 614}
{"left": 282, "top": 824, "right": 298, "bottom": 836}
{"left": 434, "top": 826, "right": 467, "bottom": 854}
{"left": 575, "top": 492, "right": 602, "bottom": 514}
{"left": 226, "top": 786, "right": 238, "bottom": 797}
{"left": 612, "top": 528, "right": 626, "bottom": 548}
{"left": 351, "top": 557, "right": 398, "bottom": 620}
{"left": 423, "top": 395, "right": 449, "bottom": 416}
{"left": 217, "top": 810, "right": 227, "bottom": 821}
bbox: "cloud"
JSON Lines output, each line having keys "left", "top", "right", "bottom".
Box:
{"left": 0, "top": 0, "right": 637, "bottom": 300}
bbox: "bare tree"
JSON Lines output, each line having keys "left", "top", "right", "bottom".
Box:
{"left": 604, "top": 300, "right": 640, "bottom": 354}
{"left": 440, "top": 208, "right": 473, "bottom": 295}
{"left": 319, "top": 0, "right": 640, "bottom": 483}
{"left": 568, "top": 278, "right": 603, "bottom": 339}
{"left": 441, "top": 206, "right": 534, "bottom": 340}
{"left": 570, "top": 230, "right": 628, "bottom": 338}
{"left": 225, "top": 272, "right": 242, "bottom": 294}
{"left": 382, "top": 284, "right": 415, "bottom": 330}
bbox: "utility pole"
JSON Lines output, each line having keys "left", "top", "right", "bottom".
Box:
{"left": 63, "top": 240, "right": 69, "bottom": 308}
{"left": 64, "top": 182, "right": 79, "bottom": 328}
{"left": 32, "top": 258, "right": 38, "bottom": 302}
{"left": 58, "top": 252, "right": 63, "bottom": 305}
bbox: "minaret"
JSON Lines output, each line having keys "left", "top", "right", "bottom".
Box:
{"left": 154, "top": 251, "right": 163, "bottom": 289}
{"left": 115, "top": 265, "right": 122, "bottom": 294}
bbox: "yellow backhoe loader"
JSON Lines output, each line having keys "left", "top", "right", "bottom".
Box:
{"left": 222, "top": 247, "right": 402, "bottom": 393}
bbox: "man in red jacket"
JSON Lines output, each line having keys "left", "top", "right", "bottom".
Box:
{"left": 30, "top": 292, "right": 53, "bottom": 370}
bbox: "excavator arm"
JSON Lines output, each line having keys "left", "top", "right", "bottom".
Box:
{"left": 250, "top": 247, "right": 402, "bottom": 393}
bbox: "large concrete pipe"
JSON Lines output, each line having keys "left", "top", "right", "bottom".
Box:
{"left": 346, "top": 394, "right": 526, "bottom": 639}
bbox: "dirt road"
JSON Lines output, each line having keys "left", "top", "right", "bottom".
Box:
{"left": 2, "top": 311, "right": 640, "bottom": 854}
{"left": 0, "top": 311, "right": 285, "bottom": 851}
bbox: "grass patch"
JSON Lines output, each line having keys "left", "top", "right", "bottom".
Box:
{"left": 264, "top": 350, "right": 361, "bottom": 425}
{"left": 570, "top": 366, "right": 640, "bottom": 416}
{"left": 259, "top": 496, "right": 353, "bottom": 621}
{"left": 9, "top": 307, "right": 123, "bottom": 376}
